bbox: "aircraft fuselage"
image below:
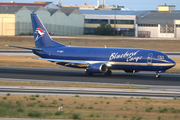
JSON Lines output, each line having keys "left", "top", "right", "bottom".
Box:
{"left": 33, "top": 46, "right": 175, "bottom": 72}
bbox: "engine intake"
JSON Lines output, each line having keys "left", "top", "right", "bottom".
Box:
{"left": 88, "top": 63, "right": 107, "bottom": 73}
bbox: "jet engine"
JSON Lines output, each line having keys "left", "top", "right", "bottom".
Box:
{"left": 88, "top": 63, "right": 108, "bottom": 73}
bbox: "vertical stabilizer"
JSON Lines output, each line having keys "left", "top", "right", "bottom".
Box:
{"left": 31, "top": 13, "right": 65, "bottom": 47}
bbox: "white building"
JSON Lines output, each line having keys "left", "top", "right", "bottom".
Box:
{"left": 136, "top": 12, "right": 180, "bottom": 38}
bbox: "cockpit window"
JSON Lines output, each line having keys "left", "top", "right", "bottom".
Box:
{"left": 157, "top": 55, "right": 169, "bottom": 59}
{"left": 164, "top": 56, "right": 169, "bottom": 58}
{"left": 158, "top": 56, "right": 164, "bottom": 59}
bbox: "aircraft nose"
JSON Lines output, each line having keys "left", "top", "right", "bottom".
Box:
{"left": 169, "top": 58, "right": 176, "bottom": 66}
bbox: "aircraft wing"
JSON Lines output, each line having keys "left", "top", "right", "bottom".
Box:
{"left": 32, "top": 58, "right": 89, "bottom": 68}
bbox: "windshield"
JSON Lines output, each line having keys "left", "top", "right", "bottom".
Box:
{"left": 157, "top": 55, "right": 169, "bottom": 59}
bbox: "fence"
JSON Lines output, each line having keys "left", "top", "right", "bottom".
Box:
{"left": 138, "top": 31, "right": 151, "bottom": 37}
{"left": 0, "top": 22, "right": 84, "bottom": 36}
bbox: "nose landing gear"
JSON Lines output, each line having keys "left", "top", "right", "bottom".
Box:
{"left": 156, "top": 70, "right": 163, "bottom": 78}
{"left": 156, "top": 73, "right": 160, "bottom": 78}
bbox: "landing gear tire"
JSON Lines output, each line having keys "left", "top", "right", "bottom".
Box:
{"left": 85, "top": 70, "right": 93, "bottom": 76}
{"left": 104, "top": 69, "right": 112, "bottom": 76}
{"left": 156, "top": 73, "right": 160, "bottom": 78}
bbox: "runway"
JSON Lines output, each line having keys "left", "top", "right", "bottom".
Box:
{"left": 0, "top": 86, "right": 180, "bottom": 99}
{"left": 0, "top": 66, "right": 180, "bottom": 89}
{"left": 1, "top": 66, "right": 180, "bottom": 98}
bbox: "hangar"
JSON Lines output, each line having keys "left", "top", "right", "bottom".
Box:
{"left": 0, "top": 3, "right": 84, "bottom": 36}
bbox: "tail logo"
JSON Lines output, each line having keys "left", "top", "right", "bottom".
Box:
{"left": 35, "top": 28, "right": 45, "bottom": 41}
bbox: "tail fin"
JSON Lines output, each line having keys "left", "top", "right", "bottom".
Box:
{"left": 31, "top": 13, "right": 65, "bottom": 48}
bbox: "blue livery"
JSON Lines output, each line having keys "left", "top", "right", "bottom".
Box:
{"left": 8, "top": 13, "right": 176, "bottom": 78}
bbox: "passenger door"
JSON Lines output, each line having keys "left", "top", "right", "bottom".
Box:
{"left": 147, "top": 53, "right": 153, "bottom": 65}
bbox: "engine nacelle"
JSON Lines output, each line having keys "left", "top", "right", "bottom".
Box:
{"left": 88, "top": 63, "right": 107, "bottom": 73}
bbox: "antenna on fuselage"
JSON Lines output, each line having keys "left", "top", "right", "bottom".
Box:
{"left": 105, "top": 45, "right": 107, "bottom": 48}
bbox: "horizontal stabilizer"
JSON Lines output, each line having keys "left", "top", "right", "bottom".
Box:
{"left": 6, "top": 45, "right": 42, "bottom": 51}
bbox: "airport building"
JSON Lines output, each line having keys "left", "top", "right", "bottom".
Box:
{"left": 78, "top": 4, "right": 180, "bottom": 38}
{"left": 136, "top": 12, "right": 180, "bottom": 38}
{"left": 62, "top": 0, "right": 124, "bottom": 10}
{"left": 0, "top": 2, "right": 84, "bottom": 36}
{"left": 136, "top": 4, "right": 180, "bottom": 38}
{"left": 0, "top": 2, "right": 180, "bottom": 38}
{"left": 79, "top": 10, "right": 147, "bottom": 36}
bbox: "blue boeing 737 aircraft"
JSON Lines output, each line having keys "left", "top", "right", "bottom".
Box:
{"left": 8, "top": 13, "right": 176, "bottom": 78}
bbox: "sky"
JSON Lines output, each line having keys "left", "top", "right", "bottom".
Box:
{"left": 0, "top": 0, "right": 180, "bottom": 10}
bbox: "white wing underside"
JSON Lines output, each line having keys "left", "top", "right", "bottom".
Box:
{"left": 31, "top": 58, "right": 112, "bottom": 68}
{"left": 34, "top": 58, "right": 90, "bottom": 67}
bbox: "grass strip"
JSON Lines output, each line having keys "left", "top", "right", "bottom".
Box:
{"left": 0, "top": 94, "right": 180, "bottom": 119}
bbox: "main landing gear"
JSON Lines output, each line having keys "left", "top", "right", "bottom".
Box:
{"left": 104, "top": 69, "right": 112, "bottom": 76}
{"left": 85, "top": 69, "right": 93, "bottom": 76}
{"left": 85, "top": 69, "right": 112, "bottom": 76}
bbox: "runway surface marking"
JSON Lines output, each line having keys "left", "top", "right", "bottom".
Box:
{"left": 0, "top": 86, "right": 180, "bottom": 99}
